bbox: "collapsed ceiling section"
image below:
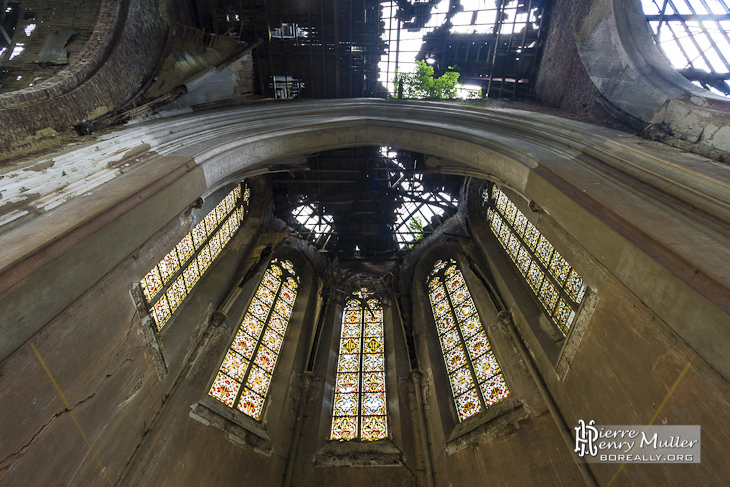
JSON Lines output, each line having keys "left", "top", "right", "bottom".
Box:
{"left": 381, "top": 0, "right": 548, "bottom": 98}
{"left": 271, "top": 146, "right": 463, "bottom": 260}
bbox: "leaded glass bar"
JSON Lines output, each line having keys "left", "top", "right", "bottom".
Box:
{"left": 483, "top": 185, "right": 586, "bottom": 336}
{"left": 140, "top": 183, "right": 250, "bottom": 331}
{"left": 428, "top": 260, "right": 510, "bottom": 422}
{"left": 331, "top": 290, "right": 388, "bottom": 441}
{"left": 209, "top": 259, "right": 299, "bottom": 421}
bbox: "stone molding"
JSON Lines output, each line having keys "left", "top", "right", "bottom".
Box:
{"left": 575, "top": 0, "right": 730, "bottom": 154}
{"left": 1, "top": 99, "right": 729, "bottom": 381}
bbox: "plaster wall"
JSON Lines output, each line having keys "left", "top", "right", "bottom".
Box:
{"left": 3, "top": 100, "right": 727, "bottom": 378}
{"left": 0, "top": 177, "right": 270, "bottom": 485}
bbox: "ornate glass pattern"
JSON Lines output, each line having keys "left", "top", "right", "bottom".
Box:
{"left": 176, "top": 234, "right": 195, "bottom": 262}
{"left": 208, "top": 233, "right": 222, "bottom": 259}
{"left": 142, "top": 266, "right": 163, "bottom": 302}
{"left": 191, "top": 220, "right": 208, "bottom": 248}
{"left": 208, "top": 259, "right": 299, "bottom": 421}
{"left": 151, "top": 295, "right": 172, "bottom": 328}
{"left": 428, "top": 260, "right": 511, "bottom": 422}
{"left": 486, "top": 185, "right": 587, "bottom": 336}
{"left": 331, "top": 290, "right": 388, "bottom": 441}
{"left": 203, "top": 210, "right": 218, "bottom": 238}
{"left": 140, "top": 183, "right": 249, "bottom": 330}
{"left": 165, "top": 275, "right": 187, "bottom": 312}
{"left": 196, "top": 246, "right": 213, "bottom": 275}
{"left": 158, "top": 248, "right": 180, "bottom": 283}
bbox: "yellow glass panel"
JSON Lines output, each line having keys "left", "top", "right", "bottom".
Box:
{"left": 210, "top": 258, "right": 297, "bottom": 420}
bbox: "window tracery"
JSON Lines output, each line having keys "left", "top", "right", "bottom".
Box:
{"left": 427, "top": 260, "right": 510, "bottom": 422}
{"left": 483, "top": 184, "right": 586, "bottom": 336}
{"left": 642, "top": 0, "right": 730, "bottom": 96}
{"left": 140, "top": 183, "right": 251, "bottom": 330}
{"left": 330, "top": 289, "right": 388, "bottom": 441}
{"left": 208, "top": 258, "right": 299, "bottom": 421}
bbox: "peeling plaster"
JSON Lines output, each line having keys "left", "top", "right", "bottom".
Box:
{"left": 707, "top": 126, "right": 730, "bottom": 148}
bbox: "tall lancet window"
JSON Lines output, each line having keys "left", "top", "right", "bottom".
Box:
{"left": 331, "top": 289, "right": 388, "bottom": 441}
{"left": 484, "top": 185, "right": 586, "bottom": 335}
{"left": 208, "top": 258, "right": 299, "bottom": 420}
{"left": 428, "top": 260, "right": 510, "bottom": 422}
{"left": 140, "top": 183, "right": 250, "bottom": 330}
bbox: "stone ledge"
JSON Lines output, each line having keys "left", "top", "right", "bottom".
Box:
{"left": 190, "top": 401, "right": 273, "bottom": 456}
{"left": 446, "top": 397, "right": 525, "bottom": 454}
{"left": 313, "top": 440, "right": 403, "bottom": 467}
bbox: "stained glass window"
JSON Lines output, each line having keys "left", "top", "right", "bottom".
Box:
{"left": 428, "top": 260, "right": 510, "bottom": 422}
{"left": 483, "top": 184, "right": 587, "bottom": 335}
{"left": 140, "top": 183, "right": 250, "bottom": 331}
{"left": 208, "top": 259, "right": 299, "bottom": 421}
{"left": 331, "top": 289, "right": 388, "bottom": 441}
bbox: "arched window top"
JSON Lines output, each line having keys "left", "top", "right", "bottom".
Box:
{"left": 642, "top": 0, "right": 730, "bottom": 96}
{"left": 331, "top": 288, "right": 388, "bottom": 441}
{"left": 427, "top": 259, "right": 510, "bottom": 422}
{"left": 208, "top": 258, "right": 299, "bottom": 420}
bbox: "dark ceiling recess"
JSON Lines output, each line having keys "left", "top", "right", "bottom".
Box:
{"left": 188, "top": 0, "right": 549, "bottom": 100}
{"left": 271, "top": 146, "right": 463, "bottom": 260}
{"left": 190, "top": 0, "right": 387, "bottom": 98}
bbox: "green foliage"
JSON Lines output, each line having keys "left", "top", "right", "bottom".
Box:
{"left": 394, "top": 60, "right": 461, "bottom": 99}
{"left": 407, "top": 216, "right": 424, "bottom": 235}
{"left": 393, "top": 60, "right": 481, "bottom": 99}
{"left": 406, "top": 217, "right": 424, "bottom": 249}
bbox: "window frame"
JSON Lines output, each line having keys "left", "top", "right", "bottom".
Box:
{"left": 426, "top": 258, "right": 513, "bottom": 423}
{"left": 466, "top": 179, "right": 598, "bottom": 381}
{"left": 203, "top": 258, "right": 300, "bottom": 423}
{"left": 186, "top": 246, "right": 320, "bottom": 456}
{"left": 314, "top": 284, "right": 405, "bottom": 466}
{"left": 482, "top": 182, "right": 587, "bottom": 337}
{"left": 130, "top": 182, "right": 252, "bottom": 380}
{"left": 329, "top": 289, "right": 389, "bottom": 442}
{"left": 414, "top": 250, "right": 524, "bottom": 450}
{"left": 138, "top": 182, "right": 251, "bottom": 332}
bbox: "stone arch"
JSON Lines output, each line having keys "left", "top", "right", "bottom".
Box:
{"left": 2, "top": 99, "right": 729, "bottom": 382}
{"left": 310, "top": 273, "right": 412, "bottom": 466}
{"left": 406, "top": 239, "right": 535, "bottom": 450}
{"left": 574, "top": 0, "right": 730, "bottom": 154}
{"left": 191, "top": 242, "right": 324, "bottom": 455}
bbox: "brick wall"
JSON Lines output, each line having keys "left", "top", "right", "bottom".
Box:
{"left": 0, "top": 0, "right": 103, "bottom": 93}
{"left": 0, "top": 0, "right": 175, "bottom": 147}
{"left": 533, "top": 0, "right": 640, "bottom": 133}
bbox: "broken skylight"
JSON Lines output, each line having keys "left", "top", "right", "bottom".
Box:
{"left": 642, "top": 0, "right": 730, "bottom": 96}
{"left": 381, "top": 147, "right": 459, "bottom": 249}
{"left": 290, "top": 204, "right": 336, "bottom": 248}
{"left": 272, "top": 146, "right": 462, "bottom": 258}
{"left": 379, "top": 0, "right": 546, "bottom": 98}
